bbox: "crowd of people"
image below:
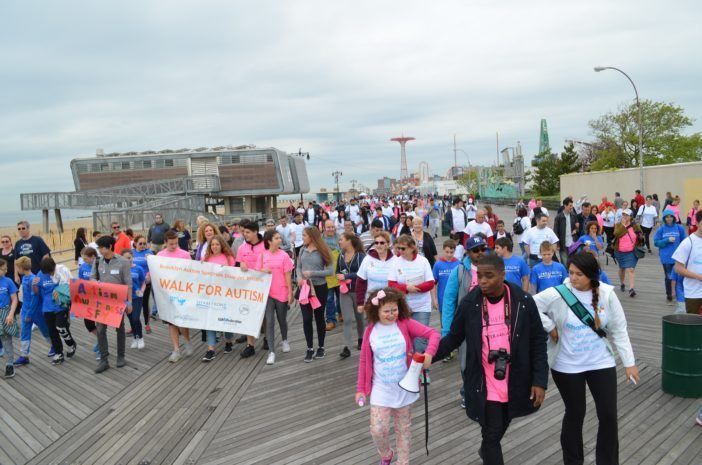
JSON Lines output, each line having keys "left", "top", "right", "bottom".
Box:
{"left": 0, "top": 190, "right": 700, "bottom": 465}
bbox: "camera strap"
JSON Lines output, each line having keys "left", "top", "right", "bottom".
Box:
{"left": 554, "top": 284, "right": 607, "bottom": 338}
{"left": 481, "top": 285, "right": 512, "bottom": 348}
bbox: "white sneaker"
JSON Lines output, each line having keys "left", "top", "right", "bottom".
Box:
{"left": 130, "top": 339, "right": 138, "bottom": 349}
{"left": 169, "top": 351, "right": 181, "bottom": 363}
{"left": 281, "top": 340, "right": 291, "bottom": 353}
{"left": 183, "top": 342, "right": 193, "bottom": 357}
{"left": 266, "top": 352, "right": 276, "bottom": 365}
{"left": 137, "top": 338, "right": 145, "bottom": 350}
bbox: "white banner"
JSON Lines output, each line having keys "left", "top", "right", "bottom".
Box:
{"left": 147, "top": 256, "right": 271, "bottom": 337}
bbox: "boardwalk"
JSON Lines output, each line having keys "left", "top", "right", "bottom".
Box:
{"left": 1, "top": 206, "right": 700, "bottom": 465}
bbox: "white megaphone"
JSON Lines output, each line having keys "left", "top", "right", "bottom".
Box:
{"left": 399, "top": 353, "right": 426, "bottom": 393}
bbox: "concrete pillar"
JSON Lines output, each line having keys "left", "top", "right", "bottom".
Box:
{"left": 42, "top": 209, "right": 49, "bottom": 233}
{"left": 54, "top": 209, "right": 64, "bottom": 233}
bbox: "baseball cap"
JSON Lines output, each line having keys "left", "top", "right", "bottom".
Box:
{"left": 265, "top": 219, "right": 276, "bottom": 226}
{"left": 621, "top": 209, "right": 633, "bottom": 216}
{"left": 466, "top": 236, "right": 487, "bottom": 251}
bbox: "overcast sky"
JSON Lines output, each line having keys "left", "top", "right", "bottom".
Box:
{"left": 1, "top": 0, "right": 701, "bottom": 213}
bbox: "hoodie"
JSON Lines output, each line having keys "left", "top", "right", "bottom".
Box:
{"left": 654, "top": 211, "right": 686, "bottom": 264}
{"left": 440, "top": 256, "right": 478, "bottom": 337}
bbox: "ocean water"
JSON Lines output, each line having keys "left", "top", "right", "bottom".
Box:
{"left": 0, "top": 210, "right": 93, "bottom": 228}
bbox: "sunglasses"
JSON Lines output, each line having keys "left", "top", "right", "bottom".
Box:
{"left": 374, "top": 241, "right": 387, "bottom": 245}
{"left": 137, "top": 242, "right": 147, "bottom": 245}
{"left": 1, "top": 240, "right": 10, "bottom": 244}
{"left": 470, "top": 247, "right": 487, "bottom": 253}
{"left": 396, "top": 246, "right": 406, "bottom": 251}
{"left": 112, "top": 225, "right": 120, "bottom": 229}
{"left": 17, "top": 227, "right": 26, "bottom": 231}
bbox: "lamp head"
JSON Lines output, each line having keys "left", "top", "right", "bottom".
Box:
{"left": 594, "top": 66, "right": 607, "bottom": 72}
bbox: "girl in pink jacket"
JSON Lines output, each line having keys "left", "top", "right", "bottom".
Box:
{"left": 355, "top": 287, "right": 439, "bottom": 465}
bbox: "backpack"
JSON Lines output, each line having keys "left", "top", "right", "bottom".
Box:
{"left": 513, "top": 218, "right": 525, "bottom": 235}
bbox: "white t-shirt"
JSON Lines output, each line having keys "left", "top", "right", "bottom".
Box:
{"left": 382, "top": 206, "right": 394, "bottom": 218}
{"left": 464, "top": 221, "right": 493, "bottom": 239}
{"left": 637, "top": 205, "right": 658, "bottom": 229}
{"left": 466, "top": 204, "right": 477, "bottom": 220}
{"left": 551, "top": 287, "right": 616, "bottom": 374}
{"left": 672, "top": 234, "right": 702, "bottom": 298}
{"left": 387, "top": 255, "right": 434, "bottom": 313}
{"left": 602, "top": 211, "right": 616, "bottom": 228}
{"left": 369, "top": 322, "right": 419, "bottom": 408}
{"left": 451, "top": 207, "right": 466, "bottom": 232}
{"left": 529, "top": 206, "right": 550, "bottom": 219}
{"left": 564, "top": 214, "right": 573, "bottom": 247}
{"left": 520, "top": 226, "right": 559, "bottom": 258}
{"left": 357, "top": 254, "right": 398, "bottom": 300}
{"left": 347, "top": 204, "right": 361, "bottom": 223}
{"left": 290, "top": 222, "right": 307, "bottom": 247}
{"left": 512, "top": 217, "right": 531, "bottom": 244}
{"left": 275, "top": 224, "right": 293, "bottom": 248}
{"left": 454, "top": 244, "right": 465, "bottom": 260}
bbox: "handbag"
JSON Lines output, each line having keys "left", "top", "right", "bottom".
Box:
{"left": 554, "top": 285, "right": 607, "bottom": 338}
{"left": 634, "top": 247, "right": 646, "bottom": 259}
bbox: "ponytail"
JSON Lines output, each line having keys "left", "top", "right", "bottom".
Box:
{"left": 591, "top": 280, "right": 601, "bottom": 329}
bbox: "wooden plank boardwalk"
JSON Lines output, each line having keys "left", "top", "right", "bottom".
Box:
{"left": 1, "top": 205, "right": 700, "bottom": 464}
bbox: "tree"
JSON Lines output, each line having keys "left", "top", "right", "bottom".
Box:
{"left": 457, "top": 169, "right": 479, "bottom": 194}
{"left": 558, "top": 142, "right": 582, "bottom": 174}
{"left": 588, "top": 100, "right": 702, "bottom": 170}
{"left": 531, "top": 149, "right": 560, "bottom": 196}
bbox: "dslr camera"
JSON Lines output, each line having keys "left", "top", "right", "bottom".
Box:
{"left": 488, "top": 348, "right": 511, "bottom": 380}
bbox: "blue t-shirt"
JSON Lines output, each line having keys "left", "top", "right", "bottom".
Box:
{"left": 130, "top": 265, "right": 146, "bottom": 300}
{"left": 503, "top": 255, "right": 530, "bottom": 288}
{"left": 670, "top": 269, "right": 685, "bottom": 302}
{"left": 21, "top": 274, "right": 41, "bottom": 314}
{"left": 133, "top": 249, "right": 153, "bottom": 275}
{"left": 530, "top": 261, "right": 567, "bottom": 293}
{"left": 78, "top": 262, "right": 93, "bottom": 281}
{"left": 599, "top": 270, "right": 612, "bottom": 285}
{"left": 432, "top": 258, "right": 460, "bottom": 311}
{"left": 14, "top": 236, "right": 51, "bottom": 274}
{"left": 0, "top": 276, "right": 18, "bottom": 308}
{"left": 36, "top": 271, "right": 62, "bottom": 313}
{"left": 578, "top": 234, "right": 606, "bottom": 255}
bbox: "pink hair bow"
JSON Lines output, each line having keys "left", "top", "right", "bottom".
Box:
{"left": 371, "top": 290, "right": 386, "bottom": 306}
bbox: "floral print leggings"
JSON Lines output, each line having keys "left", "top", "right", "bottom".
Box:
{"left": 370, "top": 405, "right": 412, "bottom": 465}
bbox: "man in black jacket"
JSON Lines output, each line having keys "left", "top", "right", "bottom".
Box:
{"left": 553, "top": 198, "right": 579, "bottom": 264}
{"left": 434, "top": 254, "right": 548, "bottom": 465}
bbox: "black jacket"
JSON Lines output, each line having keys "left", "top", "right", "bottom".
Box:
{"left": 553, "top": 210, "right": 578, "bottom": 247}
{"left": 434, "top": 282, "right": 548, "bottom": 426}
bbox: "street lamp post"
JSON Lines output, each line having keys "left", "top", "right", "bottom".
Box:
{"left": 331, "top": 170, "right": 343, "bottom": 202}
{"left": 594, "top": 66, "right": 644, "bottom": 194}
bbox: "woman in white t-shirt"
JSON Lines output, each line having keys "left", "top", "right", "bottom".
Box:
{"left": 387, "top": 235, "right": 435, "bottom": 375}
{"left": 636, "top": 196, "right": 658, "bottom": 253}
{"left": 533, "top": 252, "right": 639, "bottom": 465}
{"left": 513, "top": 206, "right": 532, "bottom": 259}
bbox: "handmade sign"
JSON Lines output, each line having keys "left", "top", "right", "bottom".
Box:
{"left": 70, "top": 279, "right": 128, "bottom": 328}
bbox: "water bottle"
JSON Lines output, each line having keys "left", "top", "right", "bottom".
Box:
{"left": 357, "top": 395, "right": 366, "bottom": 407}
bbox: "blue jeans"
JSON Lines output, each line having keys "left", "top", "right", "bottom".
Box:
{"left": 411, "top": 312, "right": 431, "bottom": 354}
{"left": 129, "top": 297, "right": 143, "bottom": 339}
{"left": 20, "top": 306, "right": 50, "bottom": 357}
{"left": 662, "top": 263, "right": 674, "bottom": 298}
{"left": 206, "top": 330, "right": 234, "bottom": 347}
{"left": 326, "top": 287, "right": 340, "bottom": 323}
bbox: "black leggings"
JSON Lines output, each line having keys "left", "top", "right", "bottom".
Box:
{"left": 142, "top": 282, "right": 151, "bottom": 325}
{"left": 44, "top": 310, "right": 76, "bottom": 355}
{"left": 551, "top": 367, "right": 618, "bottom": 465}
{"left": 603, "top": 226, "right": 615, "bottom": 246}
{"left": 300, "top": 284, "right": 328, "bottom": 349}
{"left": 641, "top": 226, "right": 653, "bottom": 251}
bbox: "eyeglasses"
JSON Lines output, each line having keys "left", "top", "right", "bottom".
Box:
{"left": 17, "top": 227, "right": 26, "bottom": 231}
{"left": 396, "top": 246, "right": 406, "bottom": 251}
{"left": 1, "top": 240, "right": 10, "bottom": 244}
{"left": 374, "top": 241, "right": 387, "bottom": 245}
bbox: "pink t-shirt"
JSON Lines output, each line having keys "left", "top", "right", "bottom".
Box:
{"left": 482, "top": 290, "right": 511, "bottom": 403}
{"left": 236, "top": 240, "right": 265, "bottom": 269}
{"left": 203, "top": 253, "right": 235, "bottom": 266}
{"left": 617, "top": 227, "right": 636, "bottom": 253}
{"left": 256, "top": 249, "right": 294, "bottom": 302}
{"left": 157, "top": 248, "right": 191, "bottom": 260}
{"left": 470, "top": 264, "right": 479, "bottom": 290}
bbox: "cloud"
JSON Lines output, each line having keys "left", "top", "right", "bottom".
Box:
{"left": 0, "top": 0, "right": 700, "bottom": 212}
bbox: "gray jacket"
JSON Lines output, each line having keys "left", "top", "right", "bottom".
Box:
{"left": 91, "top": 254, "right": 132, "bottom": 298}
{"left": 296, "top": 247, "right": 334, "bottom": 285}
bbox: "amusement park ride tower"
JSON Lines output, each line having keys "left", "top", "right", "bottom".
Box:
{"left": 391, "top": 135, "right": 415, "bottom": 180}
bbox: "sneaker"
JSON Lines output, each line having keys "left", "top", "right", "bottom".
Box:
{"left": 325, "top": 322, "right": 336, "bottom": 331}
{"left": 338, "top": 313, "right": 344, "bottom": 323}
{"left": 240, "top": 344, "right": 255, "bottom": 358}
{"left": 315, "top": 347, "right": 326, "bottom": 359}
{"left": 169, "top": 351, "right": 181, "bottom": 363}
{"left": 137, "top": 338, "right": 145, "bottom": 350}
{"left": 380, "top": 450, "right": 394, "bottom": 465}
{"left": 357, "top": 338, "right": 363, "bottom": 350}
{"left": 66, "top": 344, "right": 77, "bottom": 358}
{"left": 340, "top": 347, "right": 351, "bottom": 359}
{"left": 13, "top": 356, "right": 29, "bottom": 366}
{"left": 304, "top": 348, "right": 315, "bottom": 363}
{"left": 131, "top": 339, "right": 138, "bottom": 349}
{"left": 461, "top": 397, "right": 466, "bottom": 409}
{"left": 151, "top": 312, "right": 159, "bottom": 320}
{"left": 47, "top": 347, "right": 56, "bottom": 357}
{"left": 95, "top": 351, "right": 101, "bottom": 361}
{"left": 620, "top": 284, "right": 626, "bottom": 292}
{"left": 52, "top": 354, "right": 64, "bottom": 365}
{"left": 4, "top": 365, "right": 15, "bottom": 378}
{"left": 696, "top": 407, "right": 702, "bottom": 426}
{"left": 145, "top": 324, "right": 152, "bottom": 334}
{"left": 266, "top": 352, "right": 276, "bottom": 365}
{"left": 94, "top": 359, "right": 109, "bottom": 373}
{"left": 116, "top": 356, "right": 126, "bottom": 368}
{"left": 629, "top": 288, "right": 637, "bottom": 298}
{"left": 183, "top": 342, "right": 193, "bottom": 357}
{"left": 235, "top": 335, "right": 247, "bottom": 344}
{"left": 224, "top": 342, "right": 233, "bottom": 353}
{"left": 262, "top": 338, "right": 269, "bottom": 351}
{"left": 281, "top": 340, "right": 291, "bottom": 353}
{"left": 202, "top": 350, "right": 216, "bottom": 362}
